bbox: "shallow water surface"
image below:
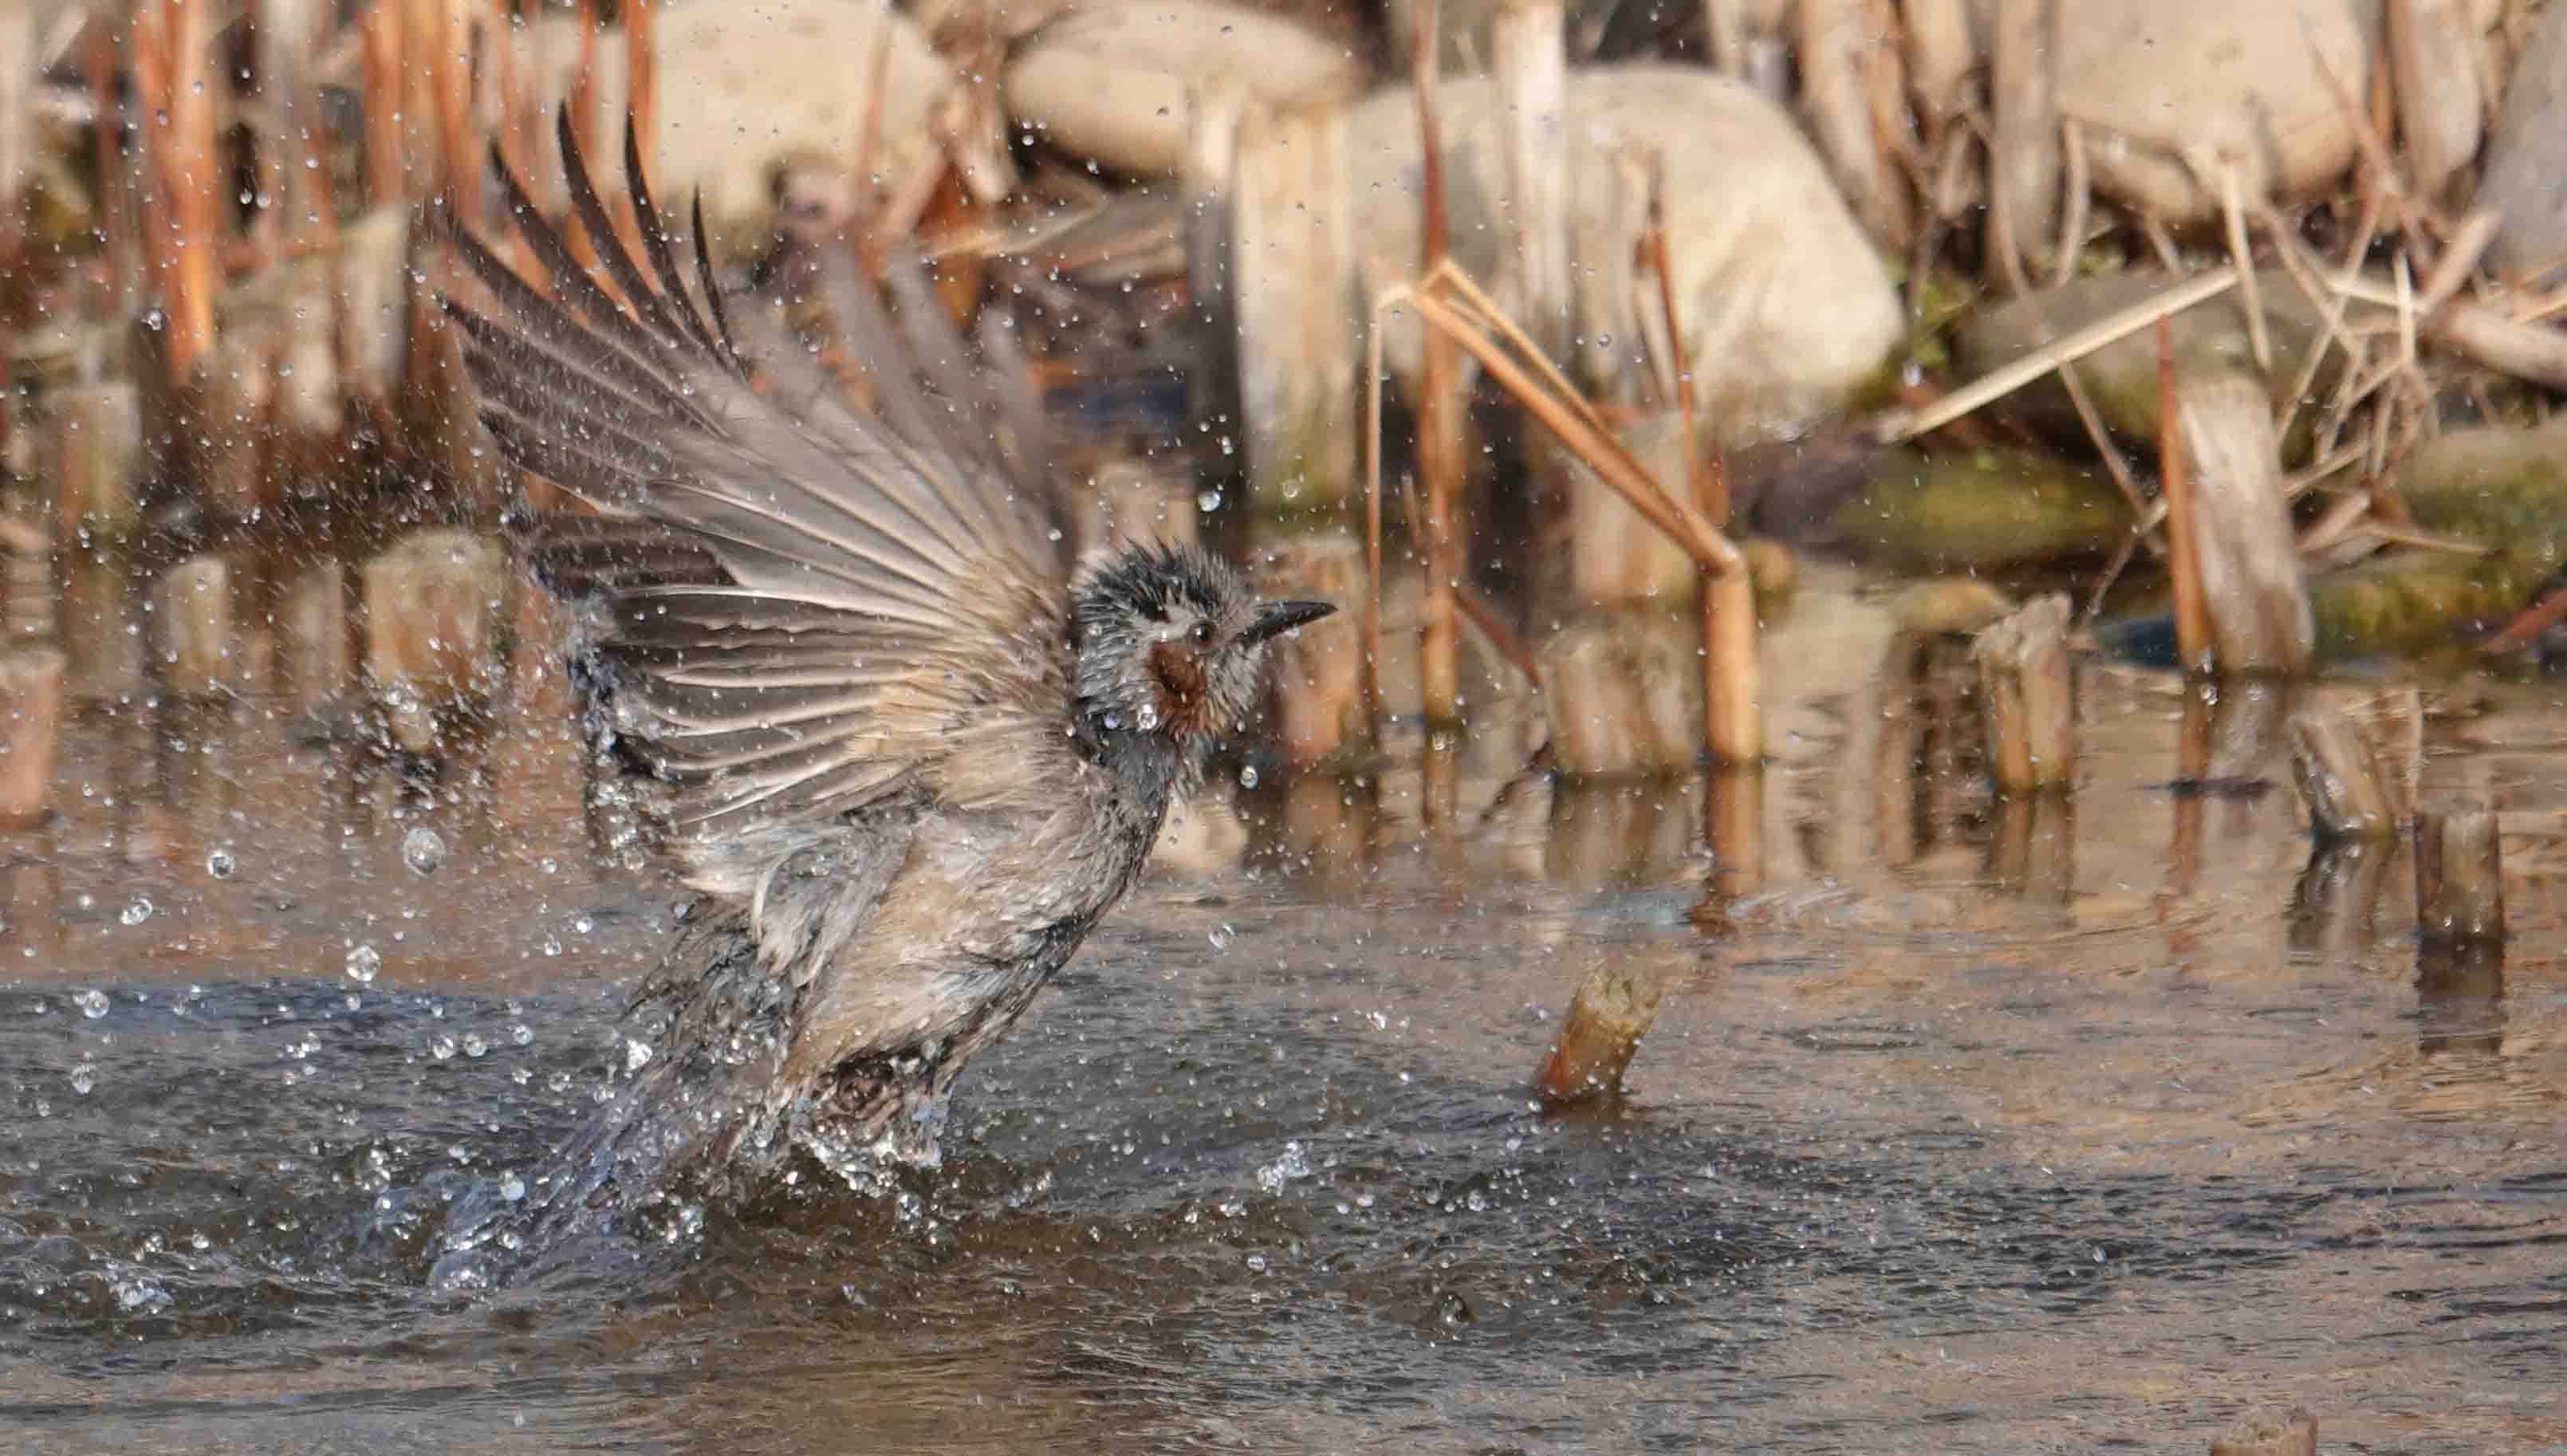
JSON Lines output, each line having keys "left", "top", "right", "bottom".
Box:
{"left": 4, "top": 579, "right": 2565, "bottom": 1454}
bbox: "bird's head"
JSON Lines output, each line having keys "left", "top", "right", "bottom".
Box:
{"left": 1069, "top": 544, "right": 1334, "bottom": 780}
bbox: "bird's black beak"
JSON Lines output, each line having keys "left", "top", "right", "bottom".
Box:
{"left": 1241, "top": 599, "right": 1337, "bottom": 646}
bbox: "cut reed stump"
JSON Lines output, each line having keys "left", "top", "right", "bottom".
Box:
{"left": 1534, "top": 957, "right": 1667, "bottom": 1104}
{"left": 187, "top": 333, "right": 278, "bottom": 521}
{"left": 1182, "top": 85, "right": 1246, "bottom": 529}
{"left": 150, "top": 554, "right": 236, "bottom": 699}
{"left": 280, "top": 559, "right": 351, "bottom": 716}
{"left": 2413, "top": 800, "right": 2504, "bottom": 945}
{"left": 2285, "top": 709, "right": 2397, "bottom": 842}
{"left": 1971, "top": 592, "right": 2076, "bottom": 794}
{"left": 49, "top": 384, "right": 144, "bottom": 545}
{"left": 1409, "top": 6, "right": 1465, "bottom": 733}
{"left": 2, "top": 510, "right": 52, "bottom": 644}
{"left": 1492, "top": 0, "right": 1569, "bottom": 361}
{"left": 0, "top": 643, "right": 66, "bottom": 828}
{"left": 1071, "top": 458, "right": 1198, "bottom": 559}
{"left": 1233, "top": 100, "right": 1355, "bottom": 515}
{"left": 59, "top": 552, "right": 143, "bottom": 704}
{"left": 1250, "top": 532, "right": 1369, "bottom": 769}
{"left": 2172, "top": 369, "right": 2314, "bottom": 675}
{"left": 360, "top": 529, "right": 514, "bottom": 755}
{"left": 2209, "top": 1407, "right": 2317, "bottom": 1456}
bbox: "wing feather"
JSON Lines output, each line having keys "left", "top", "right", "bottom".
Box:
{"left": 447, "top": 112, "right": 1076, "bottom": 895}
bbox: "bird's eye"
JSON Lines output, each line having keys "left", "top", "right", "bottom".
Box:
{"left": 1188, "top": 620, "right": 1215, "bottom": 646}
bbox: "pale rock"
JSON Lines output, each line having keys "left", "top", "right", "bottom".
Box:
{"left": 1004, "top": 0, "right": 1364, "bottom": 178}
{"left": 1348, "top": 66, "right": 1900, "bottom": 445}
{"left": 2054, "top": 0, "right": 2378, "bottom": 222}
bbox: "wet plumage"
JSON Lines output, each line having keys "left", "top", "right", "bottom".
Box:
{"left": 435, "top": 113, "right": 1329, "bottom": 1261}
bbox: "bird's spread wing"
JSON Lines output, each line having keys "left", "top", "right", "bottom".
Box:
{"left": 443, "top": 112, "right": 1073, "bottom": 899}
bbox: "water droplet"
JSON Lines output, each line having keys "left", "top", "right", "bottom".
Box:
{"left": 573, "top": 915, "right": 593, "bottom": 935}
{"left": 1238, "top": 765, "right": 1260, "bottom": 789}
{"left": 1208, "top": 923, "right": 1236, "bottom": 950}
{"left": 205, "top": 846, "right": 237, "bottom": 879}
{"left": 462, "top": 1033, "right": 489, "bottom": 1058}
{"left": 1254, "top": 1140, "right": 1310, "bottom": 1191}
{"left": 1245, "top": 1253, "right": 1267, "bottom": 1271}
{"left": 1196, "top": 489, "right": 1222, "bottom": 514}
{"left": 69, "top": 1061, "right": 96, "bottom": 1095}
{"left": 120, "top": 897, "right": 153, "bottom": 926}
{"left": 401, "top": 827, "right": 447, "bottom": 876}
{"left": 624, "top": 1038, "right": 655, "bottom": 1073}
{"left": 510, "top": 1023, "right": 534, "bottom": 1046}
{"left": 541, "top": 936, "right": 562, "bottom": 957}
{"left": 344, "top": 944, "right": 381, "bottom": 983}
{"left": 73, "top": 989, "right": 108, "bottom": 1019}
{"left": 430, "top": 1034, "right": 458, "bottom": 1061}
{"left": 500, "top": 1172, "right": 526, "bottom": 1201}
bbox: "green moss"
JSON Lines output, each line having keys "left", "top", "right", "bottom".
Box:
{"left": 1833, "top": 446, "right": 2133, "bottom": 571}
{"left": 2309, "top": 548, "right": 2553, "bottom": 659}
{"left": 2300, "top": 423, "right": 2567, "bottom": 657}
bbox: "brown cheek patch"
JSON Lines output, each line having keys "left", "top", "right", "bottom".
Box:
{"left": 1146, "top": 639, "right": 1212, "bottom": 736}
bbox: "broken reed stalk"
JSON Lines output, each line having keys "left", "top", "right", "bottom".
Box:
{"left": 2285, "top": 708, "right": 2396, "bottom": 842}
{"left": 0, "top": 10, "right": 26, "bottom": 392}
{"left": 1972, "top": 593, "right": 2076, "bottom": 794}
{"left": 1399, "top": 267, "right": 1757, "bottom": 761}
{"left": 135, "top": 0, "right": 220, "bottom": 383}
{"left": 1411, "top": 4, "right": 1466, "bottom": 732}
{"left": 1234, "top": 101, "right": 1356, "bottom": 514}
{"left": 2174, "top": 368, "right": 2316, "bottom": 675}
{"left": 1182, "top": 85, "right": 1246, "bottom": 536}
{"left": 1405, "top": 273, "right": 1737, "bottom": 573}
{"left": 431, "top": 0, "right": 478, "bottom": 221}
{"left": 88, "top": 19, "right": 138, "bottom": 313}
{"left": 254, "top": 0, "right": 337, "bottom": 252}
{"left": 0, "top": 644, "right": 67, "bottom": 828}
{"left": 2157, "top": 316, "right": 2213, "bottom": 673}
{"left": 1641, "top": 172, "right": 1758, "bottom": 765}
{"left": 360, "top": 0, "right": 405, "bottom": 205}
{"left": 2210, "top": 1407, "right": 2318, "bottom": 1456}
{"left": 1361, "top": 291, "right": 1387, "bottom": 724}
{"left": 1534, "top": 957, "right": 1666, "bottom": 1104}
{"left": 1894, "top": 267, "right": 2240, "bottom": 441}
{"left": 152, "top": 554, "right": 235, "bottom": 700}
{"left": 2413, "top": 799, "right": 2504, "bottom": 944}
{"left": 1492, "top": 0, "right": 1569, "bottom": 361}
{"left": 398, "top": 0, "right": 443, "bottom": 203}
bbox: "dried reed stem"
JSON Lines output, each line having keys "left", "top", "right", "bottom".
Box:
{"left": 1405, "top": 283, "right": 1741, "bottom": 575}
{"left": 1411, "top": 5, "right": 1465, "bottom": 730}
{"left": 137, "top": 0, "right": 220, "bottom": 380}
{"left": 361, "top": 2, "right": 405, "bottom": 204}
{"left": 2415, "top": 801, "right": 2504, "bottom": 944}
{"left": 2157, "top": 316, "right": 2211, "bottom": 672}
{"left": 1362, "top": 289, "right": 1388, "bottom": 726}
{"left": 2219, "top": 163, "right": 2272, "bottom": 374}
{"left": 1644, "top": 171, "right": 1754, "bottom": 763}
{"left": 1893, "top": 266, "right": 2240, "bottom": 439}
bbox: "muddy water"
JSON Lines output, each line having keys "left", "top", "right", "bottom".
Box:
{"left": 3, "top": 565, "right": 2564, "bottom": 1454}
